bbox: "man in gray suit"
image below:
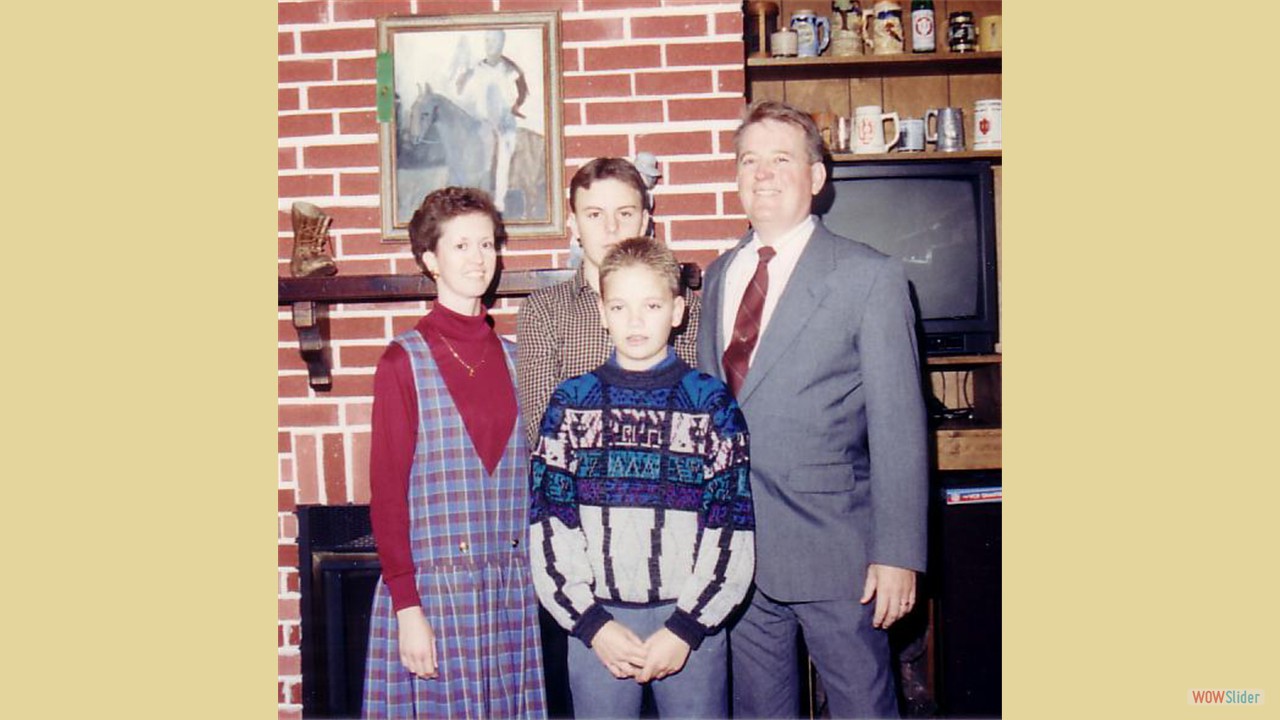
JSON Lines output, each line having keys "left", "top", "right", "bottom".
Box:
{"left": 697, "top": 100, "right": 928, "bottom": 718}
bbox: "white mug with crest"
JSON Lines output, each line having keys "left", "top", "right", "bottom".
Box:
{"left": 973, "top": 98, "right": 1002, "bottom": 150}
{"left": 852, "top": 105, "right": 900, "bottom": 154}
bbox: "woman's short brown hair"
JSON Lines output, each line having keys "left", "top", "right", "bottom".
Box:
{"left": 407, "top": 186, "right": 505, "bottom": 274}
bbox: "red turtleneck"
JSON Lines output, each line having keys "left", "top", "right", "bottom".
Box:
{"left": 368, "top": 304, "right": 518, "bottom": 610}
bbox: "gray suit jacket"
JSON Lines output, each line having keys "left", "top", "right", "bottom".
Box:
{"left": 697, "top": 220, "right": 928, "bottom": 602}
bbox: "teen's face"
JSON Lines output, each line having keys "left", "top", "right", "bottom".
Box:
{"left": 422, "top": 213, "right": 497, "bottom": 309}
{"left": 736, "top": 119, "right": 826, "bottom": 241}
{"left": 598, "top": 265, "right": 686, "bottom": 371}
{"left": 569, "top": 178, "right": 649, "bottom": 270}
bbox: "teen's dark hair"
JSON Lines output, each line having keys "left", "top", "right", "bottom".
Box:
{"left": 568, "top": 157, "right": 649, "bottom": 214}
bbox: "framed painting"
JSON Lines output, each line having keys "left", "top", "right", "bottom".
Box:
{"left": 378, "top": 12, "right": 563, "bottom": 241}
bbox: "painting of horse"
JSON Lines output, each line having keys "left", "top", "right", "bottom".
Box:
{"left": 396, "top": 83, "right": 547, "bottom": 226}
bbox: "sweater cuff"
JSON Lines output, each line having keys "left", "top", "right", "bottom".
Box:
{"left": 571, "top": 603, "right": 615, "bottom": 647}
{"left": 386, "top": 574, "right": 422, "bottom": 612}
{"left": 664, "top": 608, "right": 708, "bottom": 651}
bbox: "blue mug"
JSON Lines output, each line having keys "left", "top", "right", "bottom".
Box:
{"left": 790, "top": 10, "right": 831, "bottom": 57}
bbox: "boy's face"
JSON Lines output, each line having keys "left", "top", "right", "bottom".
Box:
{"left": 598, "top": 264, "right": 685, "bottom": 372}
{"left": 569, "top": 178, "right": 649, "bottom": 271}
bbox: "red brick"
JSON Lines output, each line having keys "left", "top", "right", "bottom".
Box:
{"left": 280, "top": 113, "right": 334, "bottom": 138}
{"left": 566, "top": 134, "right": 630, "bottom": 160}
{"left": 672, "top": 247, "right": 724, "bottom": 270}
{"left": 330, "top": 316, "right": 389, "bottom": 340}
{"left": 328, "top": 205, "right": 382, "bottom": 231}
{"left": 296, "top": 435, "right": 320, "bottom": 503}
{"left": 583, "top": 45, "right": 662, "bottom": 72}
{"left": 561, "top": 47, "right": 580, "bottom": 74}
{"left": 564, "top": 102, "right": 583, "bottom": 126}
{"left": 308, "top": 83, "right": 376, "bottom": 110}
{"left": 278, "top": 173, "right": 335, "bottom": 198}
{"left": 669, "top": 218, "right": 748, "bottom": 241}
{"left": 563, "top": 17, "right": 625, "bottom": 43}
{"left": 279, "top": 432, "right": 293, "bottom": 455}
{"left": 279, "top": 374, "right": 312, "bottom": 399}
{"left": 497, "top": 251, "right": 559, "bottom": 271}
{"left": 714, "top": 12, "right": 744, "bottom": 34}
{"left": 635, "top": 70, "right": 712, "bottom": 96}
{"left": 278, "top": 652, "right": 302, "bottom": 676}
{"left": 337, "top": 344, "right": 387, "bottom": 369}
{"left": 416, "top": 0, "right": 498, "bottom": 15}
{"left": 338, "top": 110, "right": 378, "bottom": 135}
{"left": 279, "top": 346, "right": 307, "bottom": 371}
{"left": 278, "top": 544, "right": 299, "bottom": 567}
{"left": 654, "top": 192, "right": 717, "bottom": 216}
{"left": 332, "top": 0, "right": 412, "bottom": 22}
{"left": 337, "top": 56, "right": 377, "bottom": 82}
{"left": 279, "top": 147, "right": 298, "bottom": 170}
{"left": 636, "top": 130, "right": 713, "bottom": 157}
{"left": 303, "top": 143, "right": 379, "bottom": 169}
{"left": 583, "top": 0, "right": 658, "bottom": 8}
{"left": 279, "top": 31, "right": 295, "bottom": 56}
{"left": 279, "top": 87, "right": 300, "bottom": 112}
{"left": 326, "top": 372, "right": 376, "bottom": 398}
{"left": 585, "top": 100, "right": 664, "bottom": 125}
{"left": 632, "top": 15, "right": 707, "bottom": 39}
{"left": 391, "top": 314, "right": 424, "bottom": 336}
{"left": 286, "top": 571, "right": 300, "bottom": 594}
{"left": 281, "top": 514, "right": 299, "bottom": 541}
{"left": 563, "top": 73, "right": 631, "bottom": 100}
{"left": 493, "top": 313, "right": 518, "bottom": 337}
{"left": 718, "top": 67, "right": 745, "bottom": 94}
{"left": 722, "top": 190, "right": 745, "bottom": 217}
{"left": 279, "top": 488, "right": 296, "bottom": 511}
{"left": 667, "top": 158, "right": 737, "bottom": 185}
{"left": 279, "top": 681, "right": 288, "bottom": 705}
{"left": 666, "top": 41, "right": 743, "bottom": 67}
{"left": 670, "top": 97, "right": 746, "bottom": 122}
{"left": 279, "top": 708, "right": 302, "bottom": 720}
{"left": 280, "top": 403, "right": 341, "bottom": 428}
{"left": 339, "top": 172, "right": 380, "bottom": 197}
{"left": 322, "top": 433, "right": 348, "bottom": 504}
{"left": 351, "top": 432, "right": 372, "bottom": 504}
{"left": 300, "top": 28, "right": 376, "bottom": 54}
{"left": 282, "top": 61, "right": 331, "bottom": 86}
{"left": 347, "top": 402, "right": 374, "bottom": 427}
{"left": 718, "top": 129, "right": 738, "bottom": 154}
{"left": 278, "top": 1, "right": 328, "bottom": 25}
{"left": 332, "top": 233, "right": 385, "bottom": 256}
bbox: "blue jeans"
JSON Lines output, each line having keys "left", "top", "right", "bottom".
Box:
{"left": 568, "top": 602, "right": 728, "bottom": 719}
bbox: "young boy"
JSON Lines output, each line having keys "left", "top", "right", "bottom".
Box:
{"left": 529, "top": 238, "right": 755, "bottom": 719}
{"left": 516, "top": 157, "right": 702, "bottom": 448}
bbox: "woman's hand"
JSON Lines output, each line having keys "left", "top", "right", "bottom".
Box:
{"left": 396, "top": 606, "right": 438, "bottom": 679}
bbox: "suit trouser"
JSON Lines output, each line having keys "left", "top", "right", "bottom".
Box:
{"left": 731, "top": 585, "right": 898, "bottom": 719}
{"left": 568, "top": 602, "right": 728, "bottom": 719}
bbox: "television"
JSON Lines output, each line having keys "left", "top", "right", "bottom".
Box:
{"left": 816, "top": 160, "right": 999, "bottom": 356}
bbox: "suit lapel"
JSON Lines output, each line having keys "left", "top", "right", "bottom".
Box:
{"left": 737, "top": 225, "right": 837, "bottom": 403}
{"left": 706, "top": 234, "right": 753, "bottom": 376}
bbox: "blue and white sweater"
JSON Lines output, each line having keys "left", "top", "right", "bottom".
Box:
{"left": 529, "top": 351, "right": 755, "bottom": 650}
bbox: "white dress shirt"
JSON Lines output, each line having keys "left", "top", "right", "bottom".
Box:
{"left": 720, "top": 215, "right": 816, "bottom": 363}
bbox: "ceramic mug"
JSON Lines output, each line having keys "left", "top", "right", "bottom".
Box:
{"left": 871, "top": 1, "right": 905, "bottom": 55}
{"left": 853, "top": 105, "right": 900, "bottom": 154}
{"left": 925, "top": 106, "right": 965, "bottom": 151}
{"left": 973, "top": 99, "right": 1001, "bottom": 150}
{"left": 979, "top": 15, "right": 1001, "bottom": 51}
{"left": 791, "top": 10, "right": 831, "bottom": 57}
{"left": 771, "top": 28, "right": 798, "bottom": 57}
{"left": 899, "top": 117, "right": 925, "bottom": 152}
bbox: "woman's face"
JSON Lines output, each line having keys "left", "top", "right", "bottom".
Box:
{"left": 422, "top": 212, "right": 497, "bottom": 308}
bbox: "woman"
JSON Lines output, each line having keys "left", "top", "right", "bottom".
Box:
{"left": 363, "top": 187, "right": 546, "bottom": 718}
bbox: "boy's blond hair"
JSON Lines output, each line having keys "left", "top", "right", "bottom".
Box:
{"left": 598, "top": 237, "right": 681, "bottom": 297}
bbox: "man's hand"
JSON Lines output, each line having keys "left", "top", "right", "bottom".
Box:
{"left": 636, "top": 628, "right": 691, "bottom": 683}
{"left": 860, "top": 563, "right": 917, "bottom": 629}
{"left": 591, "top": 621, "right": 648, "bottom": 679}
{"left": 396, "top": 606, "right": 438, "bottom": 679}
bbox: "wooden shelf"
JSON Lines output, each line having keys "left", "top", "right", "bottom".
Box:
{"left": 831, "top": 150, "right": 1000, "bottom": 163}
{"left": 926, "top": 353, "right": 1002, "bottom": 367}
{"left": 747, "top": 51, "right": 1000, "bottom": 78}
{"left": 935, "top": 427, "right": 1001, "bottom": 471}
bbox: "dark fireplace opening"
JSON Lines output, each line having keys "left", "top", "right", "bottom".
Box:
{"left": 297, "top": 505, "right": 380, "bottom": 719}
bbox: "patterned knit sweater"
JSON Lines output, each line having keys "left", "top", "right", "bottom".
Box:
{"left": 529, "top": 351, "right": 755, "bottom": 650}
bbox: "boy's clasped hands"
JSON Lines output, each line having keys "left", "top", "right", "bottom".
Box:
{"left": 591, "top": 620, "right": 690, "bottom": 683}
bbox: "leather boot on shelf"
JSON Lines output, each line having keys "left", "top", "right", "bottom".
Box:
{"left": 290, "top": 201, "right": 339, "bottom": 277}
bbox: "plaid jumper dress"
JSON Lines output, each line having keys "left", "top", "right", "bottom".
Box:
{"left": 363, "top": 331, "right": 547, "bottom": 719}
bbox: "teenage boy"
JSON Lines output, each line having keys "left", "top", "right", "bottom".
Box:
{"left": 516, "top": 157, "right": 701, "bottom": 448}
{"left": 529, "top": 238, "right": 755, "bottom": 720}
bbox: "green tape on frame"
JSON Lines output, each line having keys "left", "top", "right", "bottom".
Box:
{"left": 376, "top": 52, "right": 393, "bottom": 123}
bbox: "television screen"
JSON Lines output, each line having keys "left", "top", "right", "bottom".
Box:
{"left": 817, "top": 161, "right": 998, "bottom": 355}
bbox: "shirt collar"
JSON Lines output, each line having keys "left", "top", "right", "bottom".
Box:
{"left": 748, "top": 215, "right": 815, "bottom": 258}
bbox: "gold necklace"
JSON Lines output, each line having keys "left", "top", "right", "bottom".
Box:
{"left": 435, "top": 329, "right": 489, "bottom": 378}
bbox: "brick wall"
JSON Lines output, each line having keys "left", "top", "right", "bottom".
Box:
{"left": 278, "top": 1, "right": 747, "bottom": 715}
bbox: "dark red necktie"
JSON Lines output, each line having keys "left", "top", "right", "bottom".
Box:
{"left": 722, "top": 246, "right": 776, "bottom": 397}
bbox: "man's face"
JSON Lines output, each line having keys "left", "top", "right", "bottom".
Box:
{"left": 736, "top": 119, "right": 826, "bottom": 241}
{"left": 569, "top": 178, "right": 649, "bottom": 271}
